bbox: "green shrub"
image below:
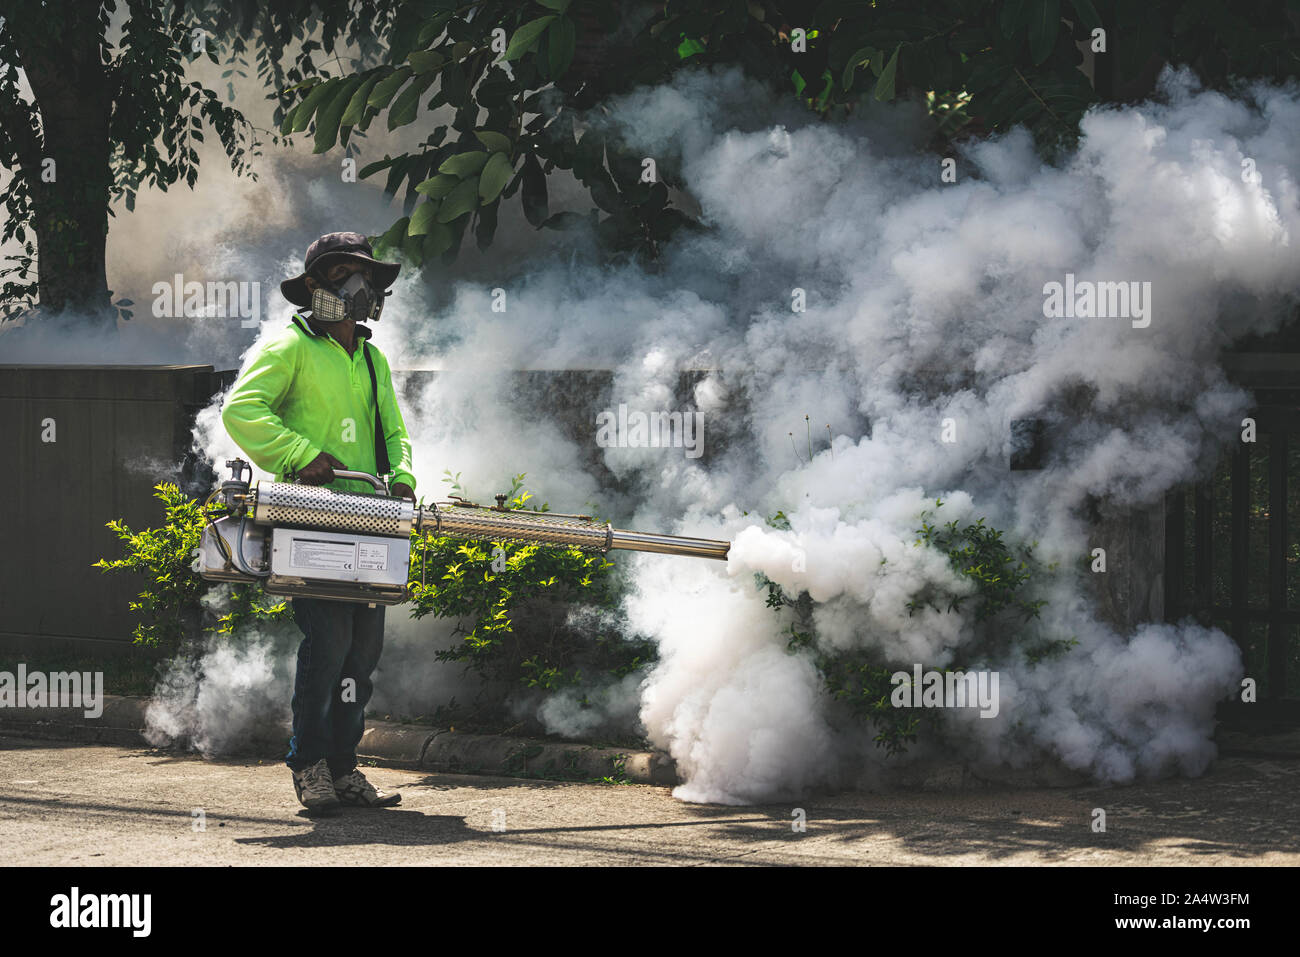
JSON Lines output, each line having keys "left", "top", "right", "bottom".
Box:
{"left": 409, "top": 473, "right": 654, "bottom": 693}
{"left": 762, "top": 499, "right": 1075, "bottom": 756}
{"left": 93, "top": 483, "right": 289, "bottom": 652}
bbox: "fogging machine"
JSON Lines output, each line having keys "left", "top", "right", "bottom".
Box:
{"left": 196, "top": 458, "right": 731, "bottom": 605}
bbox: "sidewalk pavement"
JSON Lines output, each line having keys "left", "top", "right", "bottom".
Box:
{"left": 2, "top": 735, "right": 1297, "bottom": 865}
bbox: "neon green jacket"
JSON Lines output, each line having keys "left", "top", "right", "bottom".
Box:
{"left": 221, "top": 314, "right": 416, "bottom": 495}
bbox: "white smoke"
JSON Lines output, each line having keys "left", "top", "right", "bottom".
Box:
{"left": 26, "top": 57, "right": 1297, "bottom": 802}
{"left": 534, "top": 671, "right": 646, "bottom": 741}
{"left": 143, "top": 587, "right": 299, "bottom": 755}
{"left": 142, "top": 584, "right": 469, "bottom": 754}
{"left": 576, "top": 64, "right": 1279, "bottom": 802}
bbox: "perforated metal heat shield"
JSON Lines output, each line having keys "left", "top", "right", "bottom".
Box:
{"left": 252, "top": 482, "right": 415, "bottom": 536}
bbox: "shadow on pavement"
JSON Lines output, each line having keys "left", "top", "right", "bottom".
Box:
{"left": 235, "top": 808, "right": 476, "bottom": 850}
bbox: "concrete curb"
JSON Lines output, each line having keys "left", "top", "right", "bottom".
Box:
{"left": 0, "top": 693, "right": 680, "bottom": 786}
{"left": 418, "top": 730, "right": 678, "bottom": 785}
{"left": 1217, "top": 728, "right": 1300, "bottom": 759}
{"left": 357, "top": 723, "right": 436, "bottom": 768}
{"left": 0, "top": 695, "right": 151, "bottom": 748}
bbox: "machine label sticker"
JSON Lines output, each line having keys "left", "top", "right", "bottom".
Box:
{"left": 357, "top": 543, "right": 389, "bottom": 570}
{"left": 290, "top": 538, "right": 356, "bottom": 571}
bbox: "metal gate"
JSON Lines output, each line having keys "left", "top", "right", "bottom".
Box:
{"left": 1164, "top": 356, "right": 1299, "bottom": 718}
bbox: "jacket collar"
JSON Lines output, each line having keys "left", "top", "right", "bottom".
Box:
{"left": 291, "top": 313, "right": 373, "bottom": 342}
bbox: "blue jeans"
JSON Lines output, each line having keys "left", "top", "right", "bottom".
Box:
{"left": 285, "top": 597, "right": 385, "bottom": 777}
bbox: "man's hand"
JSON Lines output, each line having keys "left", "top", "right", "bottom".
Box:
{"left": 296, "top": 452, "right": 347, "bottom": 485}
{"left": 390, "top": 482, "right": 415, "bottom": 501}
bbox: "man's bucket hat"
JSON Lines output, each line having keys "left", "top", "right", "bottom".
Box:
{"left": 280, "top": 231, "right": 400, "bottom": 308}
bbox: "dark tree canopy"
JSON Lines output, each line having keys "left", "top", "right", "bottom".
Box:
{"left": 0, "top": 1, "right": 262, "bottom": 322}
{"left": 4, "top": 0, "right": 1300, "bottom": 325}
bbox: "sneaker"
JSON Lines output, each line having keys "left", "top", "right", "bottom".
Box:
{"left": 292, "top": 758, "right": 341, "bottom": 813}
{"left": 333, "top": 768, "right": 401, "bottom": 807}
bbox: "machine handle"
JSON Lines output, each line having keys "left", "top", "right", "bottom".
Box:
{"left": 331, "top": 469, "right": 390, "bottom": 493}
{"left": 286, "top": 466, "right": 390, "bottom": 494}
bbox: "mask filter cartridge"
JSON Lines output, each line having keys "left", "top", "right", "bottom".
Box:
{"left": 309, "top": 271, "right": 385, "bottom": 323}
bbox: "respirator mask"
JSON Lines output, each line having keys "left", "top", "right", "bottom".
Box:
{"left": 309, "top": 270, "right": 387, "bottom": 323}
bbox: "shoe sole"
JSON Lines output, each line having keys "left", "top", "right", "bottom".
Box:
{"left": 337, "top": 794, "right": 401, "bottom": 808}
{"left": 299, "top": 794, "right": 342, "bottom": 817}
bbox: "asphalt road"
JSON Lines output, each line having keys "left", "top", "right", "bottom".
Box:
{"left": 2, "top": 735, "right": 1297, "bottom": 866}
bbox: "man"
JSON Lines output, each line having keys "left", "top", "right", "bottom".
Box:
{"left": 221, "top": 231, "right": 417, "bottom": 813}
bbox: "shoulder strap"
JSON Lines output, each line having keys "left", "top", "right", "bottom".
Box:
{"left": 362, "top": 341, "right": 391, "bottom": 477}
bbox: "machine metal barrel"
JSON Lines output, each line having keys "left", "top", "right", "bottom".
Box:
{"left": 608, "top": 529, "right": 730, "bottom": 560}
{"left": 420, "top": 503, "right": 610, "bottom": 551}
{"left": 237, "top": 469, "right": 729, "bottom": 561}
{"left": 418, "top": 503, "right": 730, "bottom": 561}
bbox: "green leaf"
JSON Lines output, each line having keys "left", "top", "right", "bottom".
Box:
{"left": 441, "top": 61, "right": 468, "bottom": 107}
{"left": 541, "top": 211, "right": 586, "bottom": 230}
{"left": 536, "top": 0, "right": 571, "bottom": 10}
{"left": 283, "top": 80, "right": 335, "bottom": 135}
{"left": 367, "top": 66, "right": 413, "bottom": 110}
{"left": 521, "top": 153, "right": 548, "bottom": 227}
{"left": 477, "top": 67, "right": 513, "bottom": 108}
{"left": 439, "top": 150, "right": 489, "bottom": 177}
{"left": 475, "top": 198, "right": 499, "bottom": 249}
{"left": 415, "top": 174, "right": 460, "bottom": 198}
{"left": 408, "top": 49, "right": 446, "bottom": 73}
{"left": 478, "top": 152, "right": 512, "bottom": 203}
{"left": 589, "top": 175, "right": 622, "bottom": 213}
{"left": 400, "top": 226, "right": 425, "bottom": 267}
{"left": 358, "top": 156, "right": 397, "bottom": 179}
{"left": 573, "top": 128, "right": 604, "bottom": 179}
{"left": 408, "top": 201, "right": 441, "bottom": 236}
{"left": 416, "top": 12, "right": 452, "bottom": 46}
{"left": 383, "top": 155, "right": 413, "bottom": 196}
{"left": 474, "top": 129, "right": 513, "bottom": 153}
{"left": 873, "top": 45, "right": 900, "bottom": 101}
{"left": 421, "top": 221, "right": 455, "bottom": 259}
{"left": 388, "top": 0, "right": 426, "bottom": 64}
{"left": 840, "top": 46, "right": 875, "bottom": 90}
{"left": 340, "top": 74, "right": 380, "bottom": 128}
{"left": 549, "top": 16, "right": 576, "bottom": 78}
{"left": 677, "top": 36, "right": 705, "bottom": 59}
{"left": 437, "top": 177, "right": 480, "bottom": 222}
{"left": 1028, "top": 0, "right": 1061, "bottom": 65}
{"left": 314, "top": 77, "right": 363, "bottom": 153}
{"left": 388, "top": 74, "right": 435, "bottom": 130}
{"left": 505, "top": 16, "right": 557, "bottom": 61}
